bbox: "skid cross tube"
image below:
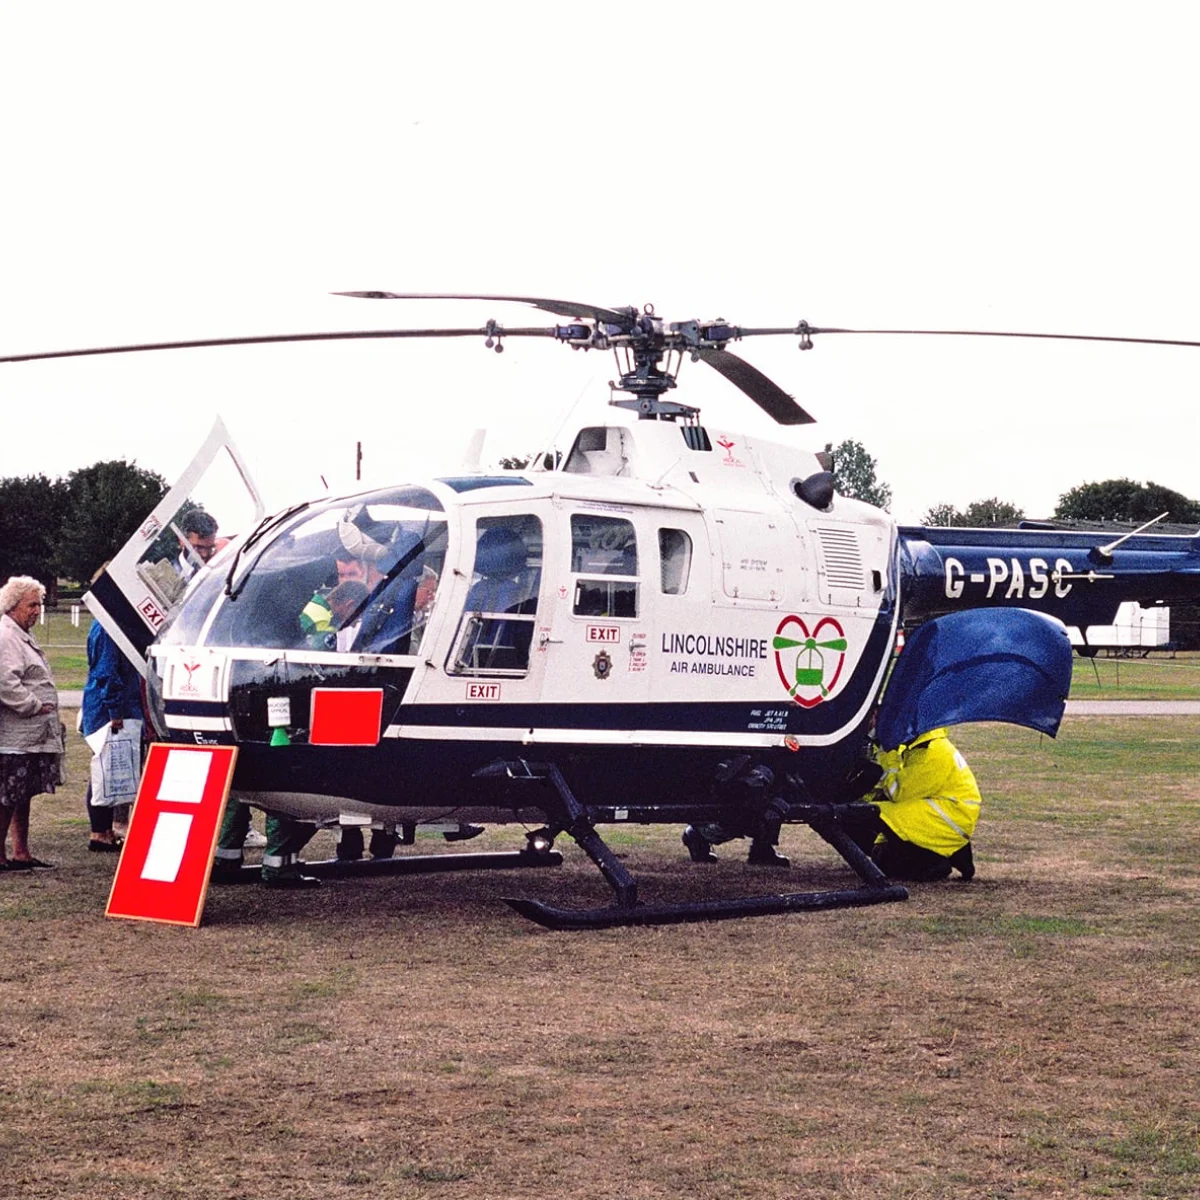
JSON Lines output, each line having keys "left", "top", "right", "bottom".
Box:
{"left": 477, "top": 760, "right": 909, "bottom": 930}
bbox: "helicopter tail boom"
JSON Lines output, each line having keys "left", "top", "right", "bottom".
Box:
{"left": 897, "top": 524, "right": 1200, "bottom": 629}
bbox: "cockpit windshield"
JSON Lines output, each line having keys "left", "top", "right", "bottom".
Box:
{"left": 156, "top": 485, "right": 447, "bottom": 653}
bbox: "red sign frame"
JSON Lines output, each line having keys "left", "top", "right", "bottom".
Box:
{"left": 106, "top": 743, "right": 238, "bottom": 927}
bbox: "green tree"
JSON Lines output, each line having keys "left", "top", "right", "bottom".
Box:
{"left": 920, "top": 498, "right": 1024, "bottom": 527}
{"left": 1054, "top": 478, "right": 1200, "bottom": 524}
{"left": 921, "top": 502, "right": 961, "bottom": 526}
{"left": 0, "top": 474, "right": 70, "bottom": 588}
{"left": 58, "top": 460, "right": 167, "bottom": 584}
{"left": 959, "top": 497, "right": 1025, "bottom": 527}
{"left": 831, "top": 439, "right": 892, "bottom": 511}
{"left": 497, "top": 451, "right": 560, "bottom": 470}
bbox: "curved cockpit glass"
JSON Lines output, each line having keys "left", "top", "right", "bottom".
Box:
{"left": 156, "top": 485, "right": 447, "bottom": 654}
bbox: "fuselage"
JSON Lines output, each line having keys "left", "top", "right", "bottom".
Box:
{"left": 143, "top": 419, "right": 899, "bottom": 825}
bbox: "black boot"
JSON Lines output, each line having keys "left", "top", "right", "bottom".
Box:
{"left": 747, "top": 837, "right": 789, "bottom": 867}
{"left": 682, "top": 826, "right": 718, "bottom": 863}
{"left": 949, "top": 842, "right": 975, "bottom": 881}
{"left": 337, "top": 826, "right": 365, "bottom": 861}
{"left": 210, "top": 858, "right": 245, "bottom": 883}
{"left": 263, "top": 870, "right": 321, "bottom": 889}
{"left": 444, "top": 823, "right": 485, "bottom": 842}
{"left": 368, "top": 829, "right": 398, "bottom": 859}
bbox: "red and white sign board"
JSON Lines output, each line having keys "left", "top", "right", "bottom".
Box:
{"left": 106, "top": 744, "right": 238, "bottom": 927}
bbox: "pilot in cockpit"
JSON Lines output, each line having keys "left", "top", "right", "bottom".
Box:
{"left": 342, "top": 526, "right": 439, "bottom": 657}
{"left": 298, "top": 546, "right": 370, "bottom": 650}
{"left": 328, "top": 581, "right": 369, "bottom": 641}
{"left": 299, "top": 519, "right": 443, "bottom": 656}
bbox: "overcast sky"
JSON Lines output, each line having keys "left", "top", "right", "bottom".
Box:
{"left": 3, "top": 2, "right": 1198, "bottom": 526}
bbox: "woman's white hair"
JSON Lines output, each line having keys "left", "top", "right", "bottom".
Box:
{"left": 0, "top": 576, "right": 46, "bottom": 615}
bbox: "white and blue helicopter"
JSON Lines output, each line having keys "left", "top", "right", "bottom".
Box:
{"left": 7, "top": 294, "right": 1200, "bottom": 927}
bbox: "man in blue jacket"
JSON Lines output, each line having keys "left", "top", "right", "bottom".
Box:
{"left": 80, "top": 621, "right": 143, "bottom": 851}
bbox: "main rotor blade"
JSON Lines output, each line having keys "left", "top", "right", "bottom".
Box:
{"left": 335, "top": 290, "right": 634, "bottom": 326}
{"left": 0, "top": 326, "right": 557, "bottom": 364}
{"left": 804, "top": 325, "right": 1200, "bottom": 350}
{"left": 694, "top": 347, "right": 816, "bottom": 425}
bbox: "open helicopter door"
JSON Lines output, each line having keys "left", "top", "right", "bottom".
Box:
{"left": 84, "top": 419, "right": 266, "bottom": 675}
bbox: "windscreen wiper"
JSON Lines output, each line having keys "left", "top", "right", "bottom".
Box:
{"left": 224, "top": 501, "right": 313, "bottom": 600}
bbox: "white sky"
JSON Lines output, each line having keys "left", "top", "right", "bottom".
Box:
{"left": 2, "top": 2, "right": 1198, "bottom": 525}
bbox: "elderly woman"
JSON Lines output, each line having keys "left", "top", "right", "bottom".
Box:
{"left": 0, "top": 576, "right": 60, "bottom": 870}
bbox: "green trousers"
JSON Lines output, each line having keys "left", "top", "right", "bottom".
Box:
{"left": 215, "top": 801, "right": 315, "bottom": 881}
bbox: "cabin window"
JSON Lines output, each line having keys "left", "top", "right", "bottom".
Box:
{"left": 447, "top": 514, "right": 543, "bottom": 676}
{"left": 571, "top": 514, "right": 638, "bottom": 618}
{"left": 659, "top": 528, "right": 692, "bottom": 595}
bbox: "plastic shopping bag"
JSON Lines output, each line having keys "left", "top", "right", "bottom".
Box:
{"left": 89, "top": 724, "right": 142, "bottom": 806}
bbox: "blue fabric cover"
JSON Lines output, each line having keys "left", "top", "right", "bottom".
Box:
{"left": 875, "top": 608, "right": 1073, "bottom": 752}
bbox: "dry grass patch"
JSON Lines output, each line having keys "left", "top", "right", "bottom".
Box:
{"left": 1, "top": 719, "right": 1199, "bottom": 1198}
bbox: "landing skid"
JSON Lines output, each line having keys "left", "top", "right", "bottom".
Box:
{"left": 216, "top": 847, "right": 562, "bottom": 884}
{"left": 477, "top": 760, "right": 909, "bottom": 930}
{"left": 507, "top": 882, "right": 908, "bottom": 931}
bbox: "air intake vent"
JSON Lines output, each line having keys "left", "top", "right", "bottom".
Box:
{"left": 814, "top": 525, "right": 866, "bottom": 589}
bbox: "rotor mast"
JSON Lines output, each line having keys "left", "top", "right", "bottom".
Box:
{"left": 604, "top": 305, "right": 700, "bottom": 422}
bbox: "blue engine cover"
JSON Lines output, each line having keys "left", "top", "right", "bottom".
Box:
{"left": 875, "top": 608, "right": 1073, "bottom": 751}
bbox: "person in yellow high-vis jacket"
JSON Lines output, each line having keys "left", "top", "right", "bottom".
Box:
{"left": 867, "top": 727, "right": 980, "bottom": 881}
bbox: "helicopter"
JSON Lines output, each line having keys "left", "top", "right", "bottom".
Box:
{"left": 6, "top": 293, "right": 1200, "bottom": 928}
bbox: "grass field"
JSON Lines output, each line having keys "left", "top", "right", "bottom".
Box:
{"left": 1068, "top": 652, "right": 1200, "bottom": 700}
{"left": 2, "top": 718, "right": 1198, "bottom": 1198}
{"left": 36, "top": 608, "right": 93, "bottom": 688}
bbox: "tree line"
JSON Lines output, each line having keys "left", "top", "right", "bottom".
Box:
{"left": 830, "top": 439, "right": 1200, "bottom": 527}
{"left": 0, "top": 460, "right": 166, "bottom": 595}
